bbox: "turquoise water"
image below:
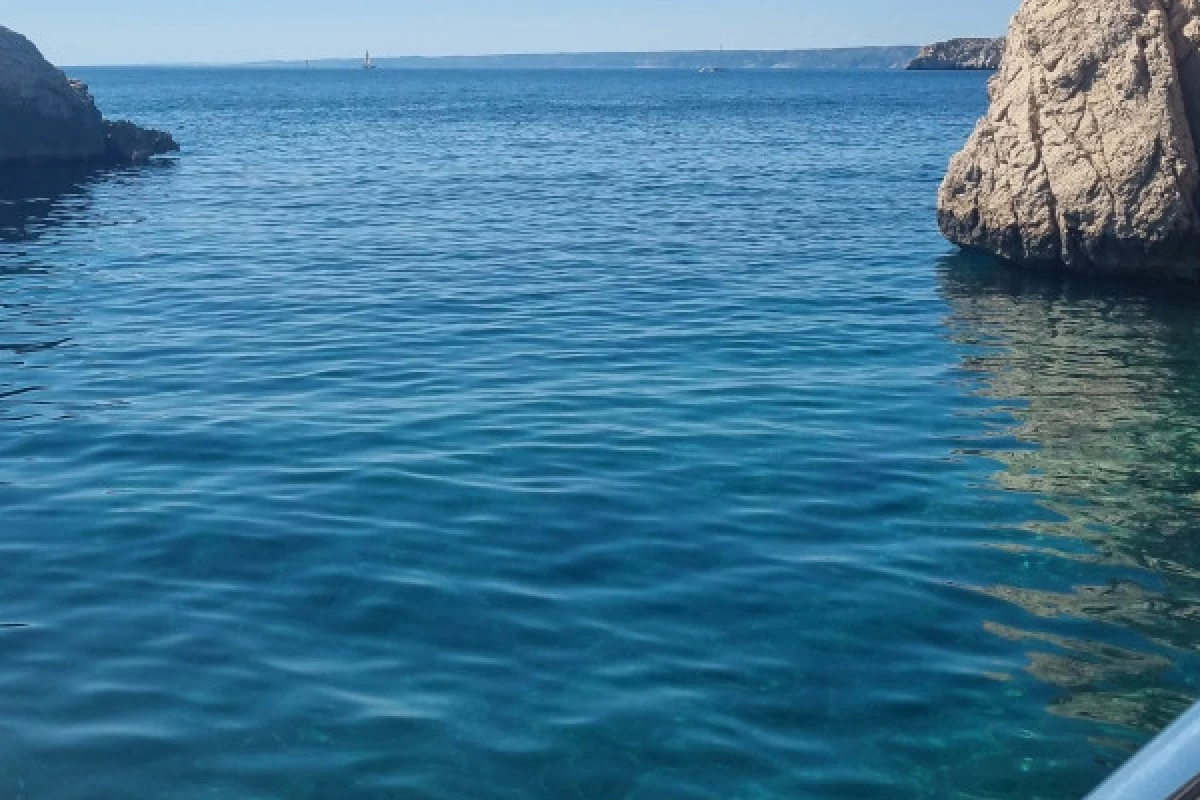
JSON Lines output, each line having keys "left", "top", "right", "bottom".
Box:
{"left": 1, "top": 69, "right": 1199, "bottom": 799}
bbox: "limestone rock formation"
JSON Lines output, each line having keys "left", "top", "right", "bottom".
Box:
{"left": 938, "top": 0, "right": 1200, "bottom": 279}
{"left": 0, "top": 26, "right": 177, "bottom": 165}
{"left": 906, "top": 38, "right": 1006, "bottom": 71}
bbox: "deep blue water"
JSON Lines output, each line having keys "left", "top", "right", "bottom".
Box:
{"left": 1, "top": 68, "right": 1199, "bottom": 799}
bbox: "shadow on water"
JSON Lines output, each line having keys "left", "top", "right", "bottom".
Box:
{"left": 0, "top": 160, "right": 175, "bottom": 246}
{"left": 939, "top": 253, "right": 1200, "bottom": 738}
{"left": 0, "top": 162, "right": 174, "bottom": 424}
{"left": 0, "top": 163, "right": 106, "bottom": 244}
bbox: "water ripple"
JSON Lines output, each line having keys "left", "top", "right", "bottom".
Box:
{"left": 0, "top": 69, "right": 1196, "bottom": 799}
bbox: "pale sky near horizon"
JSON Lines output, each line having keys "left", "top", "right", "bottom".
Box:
{"left": 1, "top": 1, "right": 1018, "bottom": 66}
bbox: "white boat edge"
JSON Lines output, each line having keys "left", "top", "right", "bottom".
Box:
{"left": 1086, "top": 701, "right": 1200, "bottom": 799}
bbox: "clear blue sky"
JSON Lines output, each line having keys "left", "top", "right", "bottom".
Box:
{"left": 1, "top": 0, "right": 1018, "bottom": 65}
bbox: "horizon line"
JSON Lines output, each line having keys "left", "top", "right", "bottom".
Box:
{"left": 61, "top": 43, "right": 938, "bottom": 69}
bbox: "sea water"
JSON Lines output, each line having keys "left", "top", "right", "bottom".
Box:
{"left": 1, "top": 68, "right": 1198, "bottom": 799}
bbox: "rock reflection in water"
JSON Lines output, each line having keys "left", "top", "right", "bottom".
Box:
{"left": 940, "top": 255, "right": 1200, "bottom": 736}
{"left": 0, "top": 161, "right": 173, "bottom": 246}
{"left": 0, "top": 164, "right": 107, "bottom": 244}
{"left": 0, "top": 164, "right": 161, "bottom": 424}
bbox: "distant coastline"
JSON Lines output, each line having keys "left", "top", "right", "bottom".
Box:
{"left": 233, "top": 47, "right": 924, "bottom": 71}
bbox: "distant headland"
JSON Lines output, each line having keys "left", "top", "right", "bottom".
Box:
{"left": 249, "top": 47, "right": 925, "bottom": 71}
{"left": 245, "top": 42, "right": 1013, "bottom": 72}
{"left": 906, "top": 38, "right": 1005, "bottom": 71}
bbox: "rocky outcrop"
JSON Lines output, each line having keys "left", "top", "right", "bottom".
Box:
{"left": 0, "top": 26, "right": 177, "bottom": 165}
{"left": 102, "top": 119, "right": 177, "bottom": 164}
{"left": 938, "top": 0, "right": 1200, "bottom": 280}
{"left": 907, "top": 38, "right": 1005, "bottom": 70}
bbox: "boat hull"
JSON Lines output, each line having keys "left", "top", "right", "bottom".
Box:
{"left": 1087, "top": 702, "right": 1200, "bottom": 800}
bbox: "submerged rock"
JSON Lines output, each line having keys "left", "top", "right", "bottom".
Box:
{"left": 906, "top": 38, "right": 1005, "bottom": 71}
{"left": 938, "top": 0, "right": 1200, "bottom": 280}
{"left": 0, "top": 26, "right": 177, "bottom": 166}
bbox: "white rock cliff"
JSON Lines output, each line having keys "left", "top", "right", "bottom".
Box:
{"left": 938, "top": 0, "right": 1200, "bottom": 279}
{"left": 907, "top": 38, "right": 1006, "bottom": 70}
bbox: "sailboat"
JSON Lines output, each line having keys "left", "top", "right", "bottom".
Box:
{"left": 363, "top": 51, "right": 377, "bottom": 70}
{"left": 698, "top": 45, "right": 724, "bottom": 73}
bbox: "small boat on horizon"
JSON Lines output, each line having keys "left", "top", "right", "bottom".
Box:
{"left": 363, "top": 51, "right": 377, "bottom": 70}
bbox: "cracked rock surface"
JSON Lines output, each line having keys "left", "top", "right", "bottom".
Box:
{"left": 939, "top": 0, "right": 1200, "bottom": 279}
{"left": 0, "top": 25, "right": 177, "bottom": 165}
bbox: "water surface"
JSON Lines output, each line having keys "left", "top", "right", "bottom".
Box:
{"left": 1, "top": 69, "right": 1199, "bottom": 799}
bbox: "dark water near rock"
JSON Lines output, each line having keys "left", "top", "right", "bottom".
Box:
{"left": 1, "top": 69, "right": 1199, "bottom": 799}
